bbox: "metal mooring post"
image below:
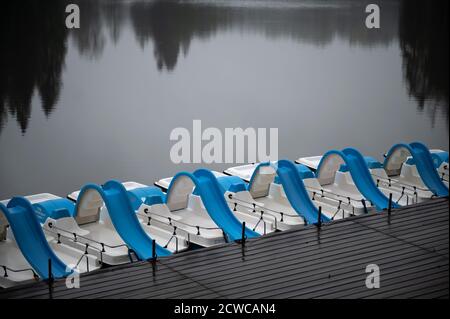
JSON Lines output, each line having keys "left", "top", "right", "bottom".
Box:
{"left": 150, "top": 239, "right": 157, "bottom": 276}
{"left": 388, "top": 193, "right": 393, "bottom": 215}
{"left": 47, "top": 258, "right": 54, "bottom": 298}
{"left": 241, "top": 222, "right": 246, "bottom": 246}
{"left": 48, "top": 258, "right": 53, "bottom": 285}
{"left": 152, "top": 239, "right": 156, "bottom": 262}
{"left": 361, "top": 199, "right": 368, "bottom": 214}
{"left": 317, "top": 206, "right": 322, "bottom": 229}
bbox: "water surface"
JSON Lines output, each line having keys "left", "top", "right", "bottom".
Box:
{"left": 0, "top": 0, "right": 448, "bottom": 199}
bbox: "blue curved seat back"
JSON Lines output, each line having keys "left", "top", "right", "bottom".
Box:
{"left": 33, "top": 198, "right": 75, "bottom": 224}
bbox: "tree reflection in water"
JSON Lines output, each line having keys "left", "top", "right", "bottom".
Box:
{"left": 0, "top": 0, "right": 447, "bottom": 133}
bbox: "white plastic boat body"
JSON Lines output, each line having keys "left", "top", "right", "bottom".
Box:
{"left": 0, "top": 194, "right": 100, "bottom": 288}
{"left": 370, "top": 165, "right": 434, "bottom": 203}
{"left": 23, "top": 194, "right": 101, "bottom": 271}
{"left": 138, "top": 195, "right": 227, "bottom": 247}
{"left": 149, "top": 177, "right": 276, "bottom": 247}
{"left": 0, "top": 230, "right": 39, "bottom": 288}
{"left": 296, "top": 155, "right": 430, "bottom": 205}
{"left": 67, "top": 182, "right": 189, "bottom": 262}
{"left": 224, "top": 183, "right": 305, "bottom": 231}
{"left": 224, "top": 164, "right": 368, "bottom": 223}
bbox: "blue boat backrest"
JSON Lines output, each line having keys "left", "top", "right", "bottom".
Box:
{"left": 50, "top": 208, "right": 72, "bottom": 220}
{"left": 144, "top": 194, "right": 165, "bottom": 206}
{"left": 33, "top": 198, "right": 76, "bottom": 224}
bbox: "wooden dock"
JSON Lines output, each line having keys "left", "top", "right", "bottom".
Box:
{"left": 1, "top": 197, "right": 448, "bottom": 299}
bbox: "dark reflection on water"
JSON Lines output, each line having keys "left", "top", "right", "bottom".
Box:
{"left": 73, "top": 0, "right": 400, "bottom": 69}
{"left": 128, "top": 0, "right": 399, "bottom": 71}
{"left": 0, "top": 0, "right": 67, "bottom": 133}
{"left": 0, "top": 0, "right": 448, "bottom": 198}
{"left": 399, "top": 0, "right": 449, "bottom": 127}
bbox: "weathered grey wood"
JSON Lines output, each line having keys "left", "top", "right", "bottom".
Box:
{"left": 1, "top": 198, "right": 448, "bottom": 299}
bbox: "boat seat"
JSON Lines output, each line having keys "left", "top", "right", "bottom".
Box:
{"left": 75, "top": 189, "right": 102, "bottom": 225}
{"left": 249, "top": 166, "right": 276, "bottom": 199}
{"left": 167, "top": 176, "right": 195, "bottom": 211}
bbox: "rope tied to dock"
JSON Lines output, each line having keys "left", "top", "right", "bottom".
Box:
{"left": 251, "top": 211, "right": 268, "bottom": 234}
{"left": 331, "top": 200, "right": 343, "bottom": 220}
{"left": 395, "top": 187, "right": 406, "bottom": 204}
{"left": 163, "top": 235, "right": 179, "bottom": 252}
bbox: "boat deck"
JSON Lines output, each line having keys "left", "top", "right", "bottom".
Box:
{"left": 1, "top": 198, "right": 448, "bottom": 299}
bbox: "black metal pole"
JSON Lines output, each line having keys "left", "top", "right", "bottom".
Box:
{"left": 362, "top": 199, "right": 368, "bottom": 214}
{"left": 241, "top": 222, "right": 246, "bottom": 246}
{"left": 317, "top": 206, "right": 322, "bottom": 228}
{"left": 388, "top": 193, "right": 393, "bottom": 215}
{"left": 48, "top": 258, "right": 53, "bottom": 284}
{"left": 152, "top": 239, "right": 156, "bottom": 261}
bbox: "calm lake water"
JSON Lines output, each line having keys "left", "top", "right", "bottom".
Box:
{"left": 0, "top": 0, "right": 448, "bottom": 199}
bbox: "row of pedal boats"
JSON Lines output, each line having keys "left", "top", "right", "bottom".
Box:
{"left": 0, "top": 142, "right": 448, "bottom": 287}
